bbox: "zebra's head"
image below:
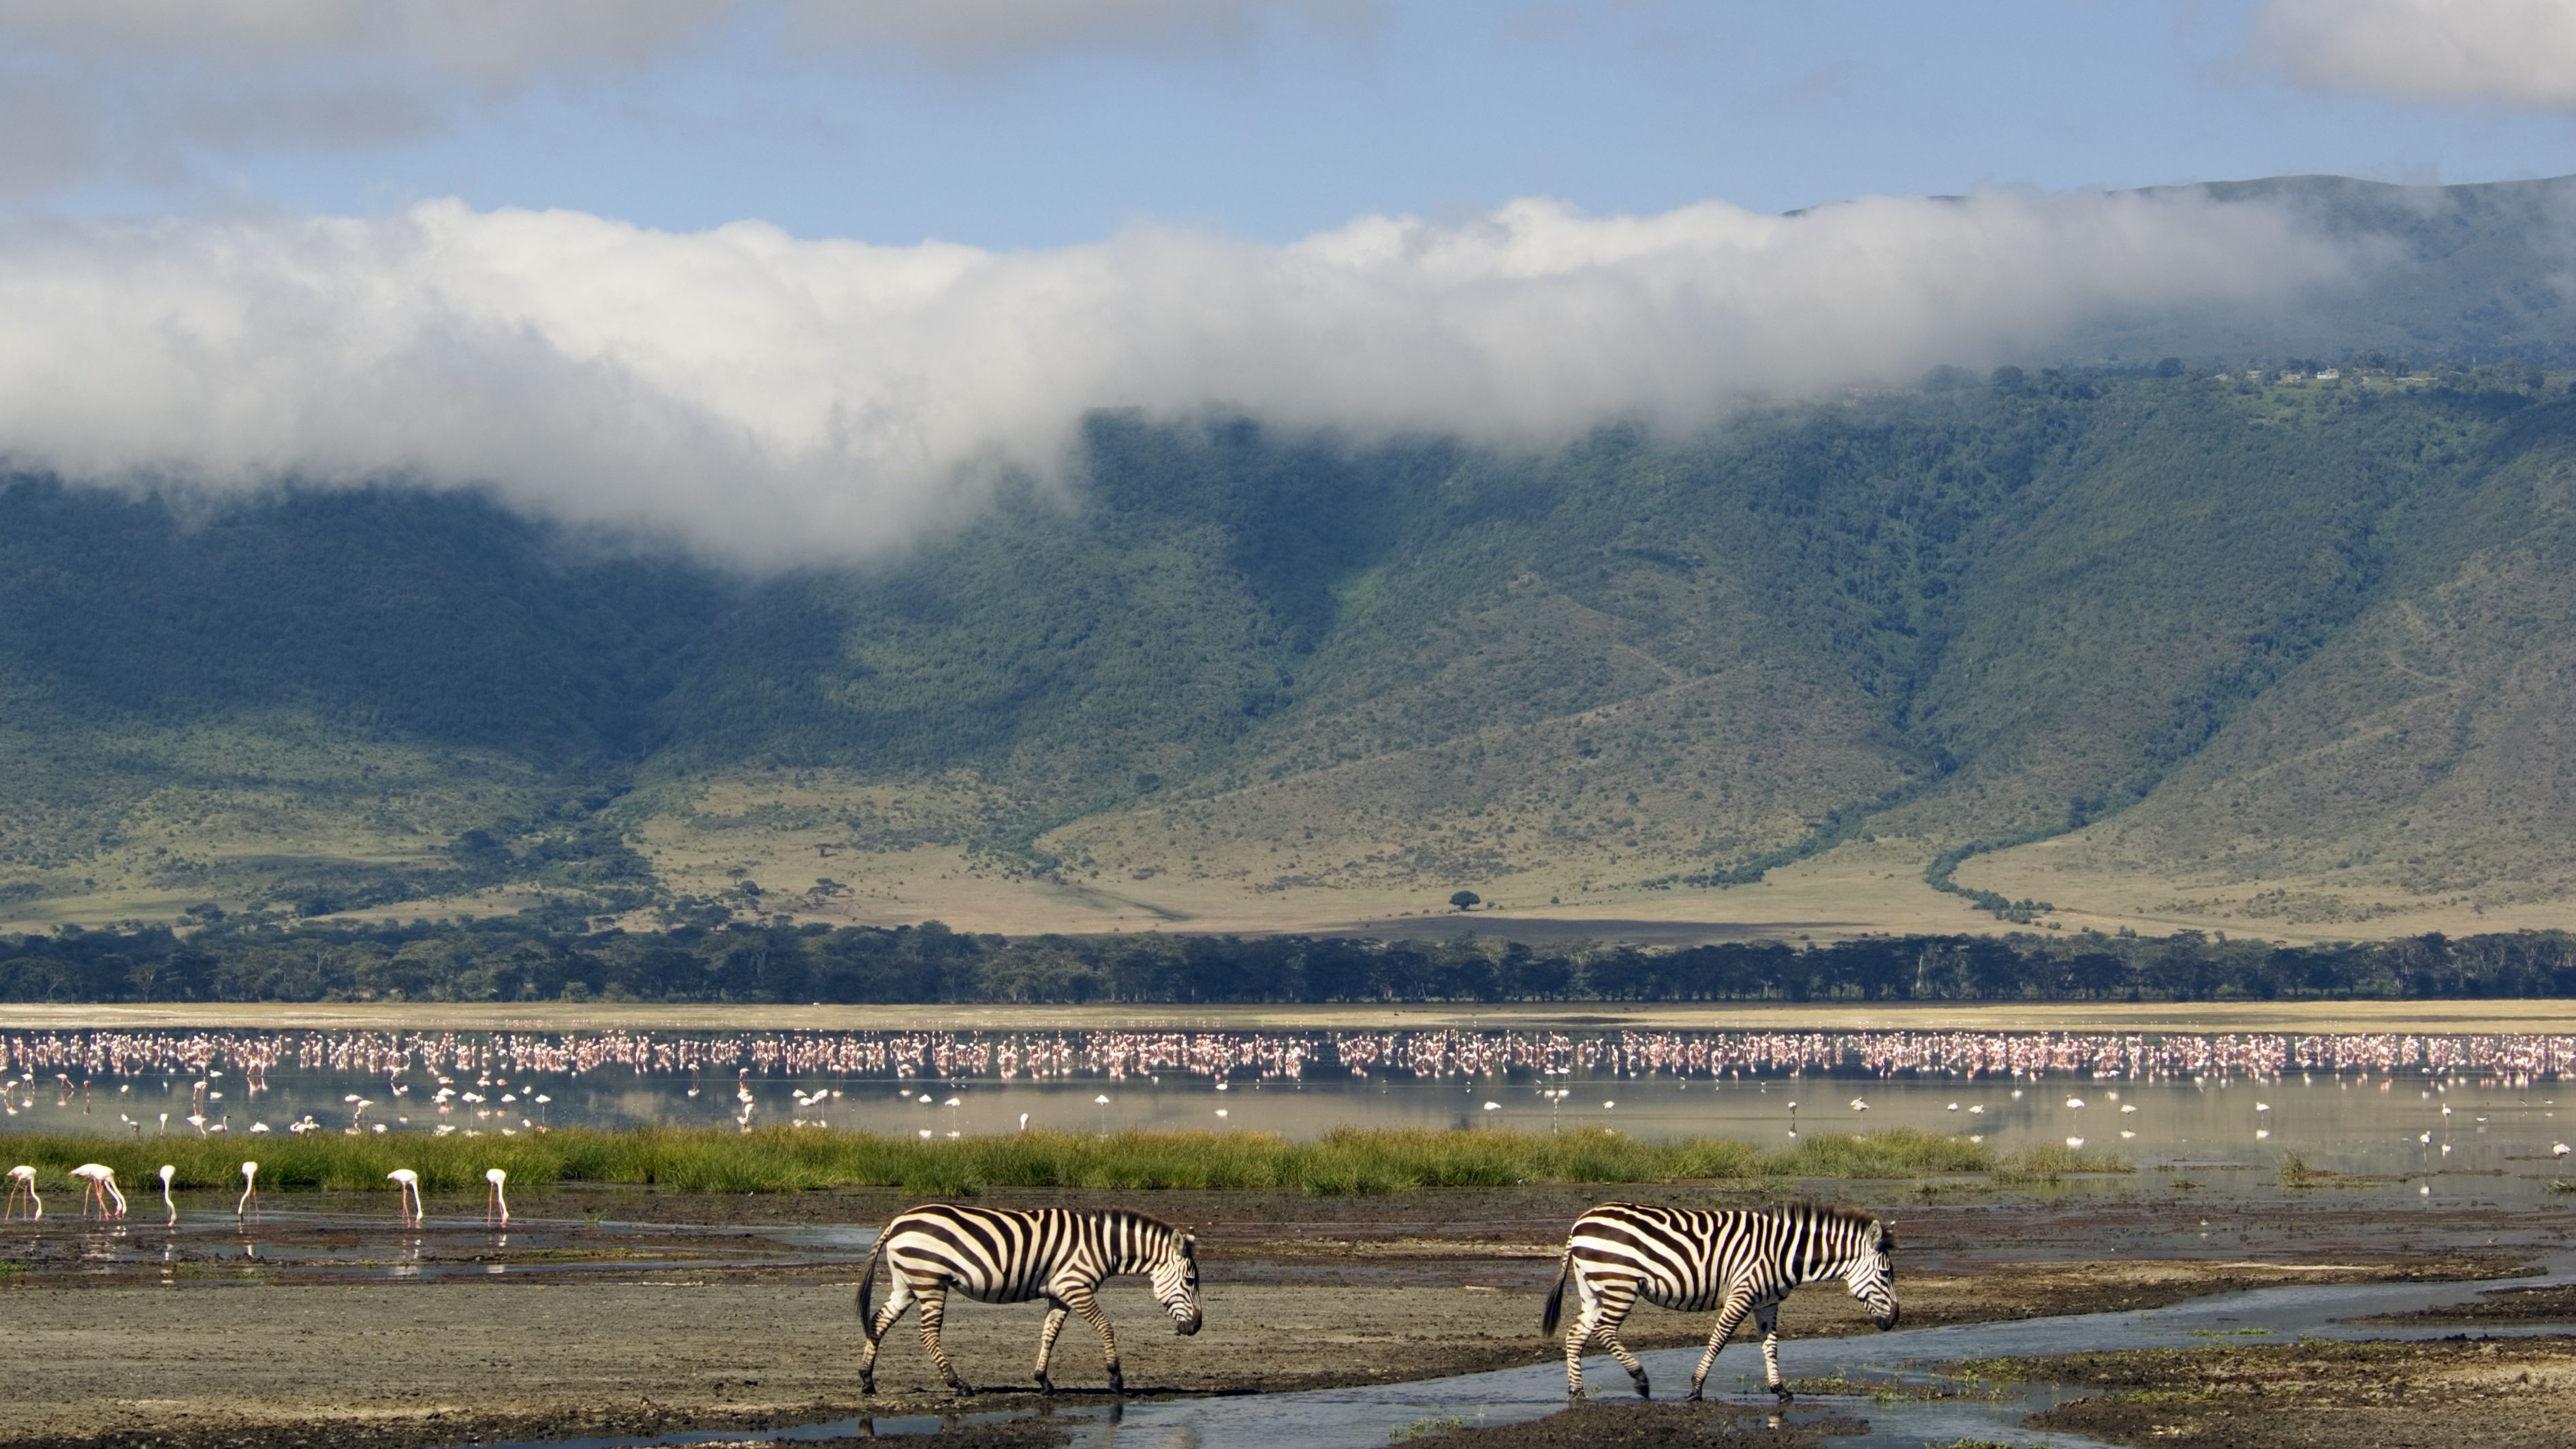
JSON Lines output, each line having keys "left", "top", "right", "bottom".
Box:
{"left": 1150, "top": 1230, "right": 1202, "bottom": 1336}
{"left": 1840, "top": 1219, "right": 1900, "bottom": 1330}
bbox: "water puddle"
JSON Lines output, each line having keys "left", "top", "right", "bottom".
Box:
{"left": 4, "top": 1210, "right": 878, "bottom": 1283}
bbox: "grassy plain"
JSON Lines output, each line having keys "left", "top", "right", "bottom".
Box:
{"left": 550, "top": 789, "right": 2011, "bottom": 941}
{"left": 387, "top": 777, "right": 2576, "bottom": 945}
{"left": 0, "top": 1125, "right": 2086, "bottom": 1199}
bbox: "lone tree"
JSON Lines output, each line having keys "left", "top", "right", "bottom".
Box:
{"left": 1449, "top": 890, "right": 1481, "bottom": 912}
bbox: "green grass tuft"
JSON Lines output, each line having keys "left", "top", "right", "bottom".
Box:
{"left": 1990, "top": 1142, "right": 2134, "bottom": 1185}
{"left": 0, "top": 1125, "right": 1997, "bottom": 1198}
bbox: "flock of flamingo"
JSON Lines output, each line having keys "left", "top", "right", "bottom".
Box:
{"left": 0, "top": 1027, "right": 2566, "bottom": 1093}
{"left": 0, "top": 1028, "right": 2561, "bottom": 1177}
{"left": 1, "top": 1158, "right": 511, "bottom": 1226}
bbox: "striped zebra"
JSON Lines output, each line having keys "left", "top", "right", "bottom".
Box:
{"left": 856, "top": 1204, "right": 1201, "bottom": 1396}
{"left": 1541, "top": 1201, "right": 1898, "bottom": 1402}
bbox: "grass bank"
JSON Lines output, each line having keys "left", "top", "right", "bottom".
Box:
{"left": 0, "top": 1125, "right": 2121, "bottom": 1198}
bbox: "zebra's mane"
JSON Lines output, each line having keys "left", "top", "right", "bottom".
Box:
{"left": 1106, "top": 1207, "right": 1193, "bottom": 1257}
{"left": 1780, "top": 1200, "right": 1890, "bottom": 1251}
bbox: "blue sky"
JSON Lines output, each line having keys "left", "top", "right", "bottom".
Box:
{"left": 22, "top": 1, "right": 2576, "bottom": 245}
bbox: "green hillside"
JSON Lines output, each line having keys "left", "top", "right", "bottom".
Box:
{"left": 1964, "top": 388, "right": 2576, "bottom": 926}
{"left": 8, "top": 177, "right": 2576, "bottom": 938}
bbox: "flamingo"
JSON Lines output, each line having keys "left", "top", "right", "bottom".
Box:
{"left": 70, "top": 1164, "right": 125, "bottom": 1219}
{"left": 158, "top": 1164, "right": 176, "bottom": 1226}
{"left": 236, "top": 1162, "right": 260, "bottom": 1219}
{"left": 387, "top": 1168, "right": 424, "bottom": 1224}
{"left": 5, "top": 1164, "right": 38, "bottom": 1220}
{"left": 484, "top": 1168, "right": 509, "bottom": 1226}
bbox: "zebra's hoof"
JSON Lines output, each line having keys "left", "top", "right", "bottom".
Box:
{"left": 1108, "top": 1373, "right": 1127, "bottom": 1395}
{"left": 1633, "top": 1377, "right": 1652, "bottom": 1400}
{"left": 1772, "top": 1386, "right": 1795, "bottom": 1405}
{"left": 1034, "top": 1373, "right": 1054, "bottom": 1394}
{"left": 1685, "top": 1386, "right": 1704, "bottom": 1402}
{"left": 946, "top": 1380, "right": 975, "bottom": 1397}
{"left": 860, "top": 1382, "right": 875, "bottom": 1397}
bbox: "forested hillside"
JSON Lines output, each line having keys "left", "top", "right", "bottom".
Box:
{"left": 9, "top": 173, "right": 2576, "bottom": 941}
{"left": 6, "top": 359, "right": 2575, "bottom": 938}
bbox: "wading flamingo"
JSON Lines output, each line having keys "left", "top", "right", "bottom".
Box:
{"left": 70, "top": 1164, "right": 125, "bottom": 1219}
{"left": 484, "top": 1168, "right": 509, "bottom": 1226}
{"left": 5, "top": 1164, "right": 37, "bottom": 1220}
{"left": 387, "top": 1168, "right": 424, "bottom": 1224}
{"left": 158, "top": 1165, "right": 176, "bottom": 1226}
{"left": 236, "top": 1162, "right": 259, "bottom": 1219}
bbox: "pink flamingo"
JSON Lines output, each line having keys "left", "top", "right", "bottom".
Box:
{"left": 236, "top": 1162, "right": 260, "bottom": 1219}
{"left": 484, "top": 1168, "right": 509, "bottom": 1226}
{"left": 386, "top": 1168, "right": 424, "bottom": 1225}
{"left": 69, "top": 1164, "right": 125, "bottom": 1219}
{"left": 157, "top": 1164, "right": 176, "bottom": 1226}
{"left": 5, "top": 1165, "right": 37, "bottom": 1220}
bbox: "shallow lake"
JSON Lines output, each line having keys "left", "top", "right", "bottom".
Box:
{"left": 0, "top": 1025, "right": 2565, "bottom": 1192}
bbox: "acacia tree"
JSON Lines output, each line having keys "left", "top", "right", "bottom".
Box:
{"left": 1449, "top": 890, "right": 1481, "bottom": 912}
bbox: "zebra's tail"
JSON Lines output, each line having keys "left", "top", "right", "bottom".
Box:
{"left": 1541, "top": 1243, "right": 1573, "bottom": 1336}
{"left": 856, "top": 1232, "right": 889, "bottom": 1338}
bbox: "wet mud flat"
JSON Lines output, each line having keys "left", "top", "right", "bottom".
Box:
{"left": 1990, "top": 1336, "right": 2576, "bottom": 1449}
{"left": 0, "top": 1184, "right": 2563, "bottom": 1449}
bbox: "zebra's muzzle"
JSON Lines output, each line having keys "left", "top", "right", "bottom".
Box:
{"left": 1872, "top": 1304, "right": 1900, "bottom": 1331}
{"left": 1174, "top": 1311, "right": 1203, "bottom": 1335}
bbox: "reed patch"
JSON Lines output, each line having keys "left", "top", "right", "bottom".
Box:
{"left": 0, "top": 1124, "right": 2006, "bottom": 1197}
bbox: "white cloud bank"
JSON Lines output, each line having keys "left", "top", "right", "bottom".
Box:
{"left": 2255, "top": 0, "right": 2576, "bottom": 109}
{"left": 0, "top": 189, "right": 2356, "bottom": 564}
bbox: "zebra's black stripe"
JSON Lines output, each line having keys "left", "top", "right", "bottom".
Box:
{"left": 857, "top": 1204, "right": 1201, "bottom": 1396}
{"left": 1542, "top": 1200, "right": 1898, "bottom": 1402}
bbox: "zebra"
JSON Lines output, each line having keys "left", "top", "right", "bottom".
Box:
{"left": 1541, "top": 1200, "right": 1898, "bottom": 1402}
{"left": 855, "top": 1204, "right": 1201, "bottom": 1396}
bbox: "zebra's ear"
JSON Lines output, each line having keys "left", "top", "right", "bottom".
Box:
{"left": 1876, "top": 1221, "right": 1897, "bottom": 1253}
{"left": 1181, "top": 1230, "right": 1198, "bottom": 1258}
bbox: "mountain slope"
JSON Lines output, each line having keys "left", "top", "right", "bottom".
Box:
{"left": 1964, "top": 395, "right": 2576, "bottom": 925}
{"left": 7, "top": 178, "right": 2576, "bottom": 936}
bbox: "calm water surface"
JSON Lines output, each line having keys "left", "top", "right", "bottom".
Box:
{"left": 0, "top": 1024, "right": 2564, "bottom": 1187}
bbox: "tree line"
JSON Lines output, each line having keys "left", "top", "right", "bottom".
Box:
{"left": 4, "top": 918, "right": 2575, "bottom": 1004}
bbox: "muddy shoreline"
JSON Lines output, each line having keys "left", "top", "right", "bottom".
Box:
{"left": 0, "top": 1184, "right": 2564, "bottom": 1448}
{"left": 1994, "top": 1336, "right": 2576, "bottom": 1449}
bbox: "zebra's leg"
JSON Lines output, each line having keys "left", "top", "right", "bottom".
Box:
{"left": 1033, "top": 1298, "right": 1072, "bottom": 1392}
{"left": 1560, "top": 1267, "right": 1609, "bottom": 1401}
{"left": 1061, "top": 1283, "right": 1125, "bottom": 1393}
{"left": 1571, "top": 1275, "right": 1649, "bottom": 1399}
{"left": 1686, "top": 1291, "right": 1757, "bottom": 1401}
{"left": 915, "top": 1285, "right": 973, "bottom": 1395}
{"left": 1755, "top": 1303, "right": 1789, "bottom": 1401}
{"left": 1560, "top": 1273, "right": 1590, "bottom": 1401}
{"left": 859, "top": 1274, "right": 920, "bottom": 1395}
